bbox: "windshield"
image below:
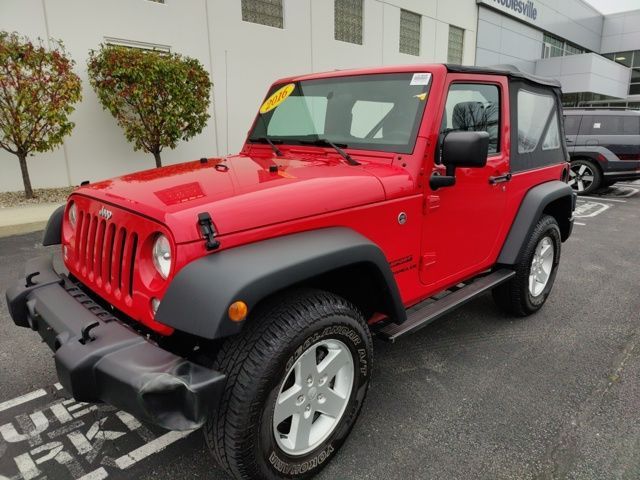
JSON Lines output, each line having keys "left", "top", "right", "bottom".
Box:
{"left": 248, "top": 72, "right": 432, "bottom": 154}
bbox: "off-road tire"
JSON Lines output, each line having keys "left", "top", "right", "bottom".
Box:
{"left": 204, "top": 289, "right": 373, "bottom": 480}
{"left": 492, "top": 214, "right": 561, "bottom": 316}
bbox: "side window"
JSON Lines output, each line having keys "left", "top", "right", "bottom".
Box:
{"left": 563, "top": 115, "right": 581, "bottom": 135}
{"left": 517, "top": 90, "right": 556, "bottom": 153}
{"left": 441, "top": 83, "right": 500, "bottom": 154}
{"left": 578, "top": 115, "right": 594, "bottom": 135}
{"left": 621, "top": 116, "right": 640, "bottom": 135}
{"left": 589, "top": 115, "right": 619, "bottom": 135}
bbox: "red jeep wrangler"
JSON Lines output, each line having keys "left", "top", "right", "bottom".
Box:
{"left": 7, "top": 64, "right": 575, "bottom": 479}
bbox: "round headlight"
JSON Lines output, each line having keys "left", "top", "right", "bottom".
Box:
{"left": 152, "top": 234, "right": 172, "bottom": 279}
{"left": 68, "top": 202, "right": 77, "bottom": 229}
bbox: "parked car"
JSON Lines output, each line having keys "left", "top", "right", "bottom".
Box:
{"left": 7, "top": 64, "right": 575, "bottom": 480}
{"left": 564, "top": 108, "right": 640, "bottom": 194}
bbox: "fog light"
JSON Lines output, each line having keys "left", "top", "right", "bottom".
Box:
{"left": 151, "top": 297, "right": 161, "bottom": 316}
{"left": 63, "top": 245, "right": 68, "bottom": 259}
{"left": 228, "top": 301, "right": 248, "bottom": 322}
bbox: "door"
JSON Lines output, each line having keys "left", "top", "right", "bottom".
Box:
{"left": 563, "top": 114, "right": 581, "bottom": 153}
{"left": 420, "top": 77, "right": 509, "bottom": 288}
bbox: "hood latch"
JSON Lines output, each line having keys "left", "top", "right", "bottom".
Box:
{"left": 198, "top": 212, "right": 220, "bottom": 251}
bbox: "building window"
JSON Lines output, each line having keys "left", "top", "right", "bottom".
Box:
{"left": 605, "top": 50, "right": 640, "bottom": 96}
{"left": 241, "top": 0, "right": 283, "bottom": 29}
{"left": 399, "top": 10, "right": 421, "bottom": 56}
{"left": 104, "top": 37, "right": 171, "bottom": 53}
{"left": 542, "top": 33, "right": 584, "bottom": 58}
{"left": 447, "top": 26, "right": 464, "bottom": 64}
{"left": 335, "top": 0, "right": 363, "bottom": 45}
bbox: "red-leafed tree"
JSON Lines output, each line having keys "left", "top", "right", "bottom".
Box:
{"left": 87, "top": 44, "right": 211, "bottom": 168}
{"left": 0, "top": 32, "right": 82, "bottom": 198}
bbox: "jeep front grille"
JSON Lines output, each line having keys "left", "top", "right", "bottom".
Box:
{"left": 75, "top": 207, "right": 138, "bottom": 298}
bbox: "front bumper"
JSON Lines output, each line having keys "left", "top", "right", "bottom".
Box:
{"left": 5, "top": 256, "right": 225, "bottom": 431}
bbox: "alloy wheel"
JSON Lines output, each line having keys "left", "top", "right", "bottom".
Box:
{"left": 529, "top": 236, "right": 554, "bottom": 297}
{"left": 273, "top": 338, "right": 354, "bottom": 456}
{"left": 568, "top": 163, "right": 595, "bottom": 192}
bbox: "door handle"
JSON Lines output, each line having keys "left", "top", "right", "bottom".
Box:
{"left": 488, "top": 173, "right": 512, "bottom": 184}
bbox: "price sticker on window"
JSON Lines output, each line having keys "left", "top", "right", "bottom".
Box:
{"left": 260, "top": 83, "right": 296, "bottom": 114}
{"left": 410, "top": 73, "right": 432, "bottom": 86}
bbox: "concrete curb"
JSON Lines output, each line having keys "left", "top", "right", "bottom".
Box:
{"left": 0, "top": 203, "right": 62, "bottom": 238}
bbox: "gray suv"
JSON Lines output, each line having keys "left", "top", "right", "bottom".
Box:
{"left": 564, "top": 109, "right": 640, "bottom": 194}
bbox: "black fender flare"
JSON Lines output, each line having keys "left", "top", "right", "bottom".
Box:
{"left": 498, "top": 180, "right": 575, "bottom": 266}
{"left": 156, "top": 227, "right": 406, "bottom": 340}
{"left": 42, "top": 205, "right": 65, "bottom": 246}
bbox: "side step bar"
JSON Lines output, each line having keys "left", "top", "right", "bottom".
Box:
{"left": 378, "top": 269, "right": 515, "bottom": 343}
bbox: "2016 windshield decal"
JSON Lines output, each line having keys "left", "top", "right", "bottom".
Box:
{"left": 491, "top": 0, "right": 537, "bottom": 21}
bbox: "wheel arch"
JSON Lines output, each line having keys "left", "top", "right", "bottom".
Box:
{"left": 497, "top": 180, "right": 575, "bottom": 266}
{"left": 569, "top": 154, "right": 604, "bottom": 174}
{"left": 155, "top": 227, "right": 406, "bottom": 340}
{"left": 42, "top": 205, "right": 65, "bottom": 246}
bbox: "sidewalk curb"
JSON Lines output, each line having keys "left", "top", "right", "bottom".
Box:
{"left": 0, "top": 203, "right": 62, "bottom": 239}
{"left": 0, "top": 221, "right": 48, "bottom": 238}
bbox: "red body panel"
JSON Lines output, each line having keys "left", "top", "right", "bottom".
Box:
{"left": 61, "top": 64, "right": 566, "bottom": 335}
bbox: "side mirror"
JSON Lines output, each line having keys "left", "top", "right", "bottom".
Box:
{"left": 430, "top": 131, "right": 490, "bottom": 190}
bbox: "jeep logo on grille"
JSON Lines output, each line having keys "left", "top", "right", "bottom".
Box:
{"left": 98, "top": 206, "right": 113, "bottom": 220}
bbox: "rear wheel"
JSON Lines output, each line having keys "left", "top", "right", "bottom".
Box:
{"left": 205, "top": 289, "right": 373, "bottom": 480}
{"left": 568, "top": 159, "right": 601, "bottom": 195}
{"left": 493, "top": 215, "right": 561, "bottom": 316}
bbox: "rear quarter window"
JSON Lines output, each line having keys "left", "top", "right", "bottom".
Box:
{"left": 510, "top": 82, "right": 566, "bottom": 172}
{"left": 517, "top": 90, "right": 557, "bottom": 153}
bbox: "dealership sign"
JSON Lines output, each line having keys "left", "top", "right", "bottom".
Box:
{"left": 477, "top": 0, "right": 539, "bottom": 24}
{"left": 490, "top": 0, "right": 537, "bottom": 20}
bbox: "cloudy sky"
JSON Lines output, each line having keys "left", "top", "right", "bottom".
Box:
{"left": 584, "top": 0, "right": 639, "bottom": 14}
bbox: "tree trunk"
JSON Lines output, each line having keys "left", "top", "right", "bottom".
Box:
{"left": 17, "top": 152, "right": 34, "bottom": 199}
{"left": 153, "top": 150, "right": 162, "bottom": 168}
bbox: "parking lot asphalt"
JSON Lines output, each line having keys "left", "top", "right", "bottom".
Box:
{"left": 1, "top": 182, "right": 639, "bottom": 480}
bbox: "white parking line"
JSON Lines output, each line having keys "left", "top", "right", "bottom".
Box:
{"left": 0, "top": 389, "right": 47, "bottom": 413}
{"left": 575, "top": 222, "right": 586, "bottom": 226}
{"left": 114, "top": 430, "right": 193, "bottom": 469}
{"left": 77, "top": 467, "right": 108, "bottom": 480}
{"left": 580, "top": 196, "right": 626, "bottom": 203}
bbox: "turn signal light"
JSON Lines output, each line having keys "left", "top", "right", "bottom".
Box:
{"left": 228, "top": 301, "right": 248, "bottom": 322}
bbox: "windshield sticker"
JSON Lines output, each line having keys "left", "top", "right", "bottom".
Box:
{"left": 410, "top": 73, "right": 431, "bottom": 86}
{"left": 260, "top": 83, "right": 296, "bottom": 114}
{"left": 414, "top": 92, "right": 428, "bottom": 101}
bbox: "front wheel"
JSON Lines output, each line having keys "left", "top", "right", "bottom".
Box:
{"left": 493, "top": 215, "right": 561, "bottom": 316}
{"left": 205, "top": 289, "right": 373, "bottom": 480}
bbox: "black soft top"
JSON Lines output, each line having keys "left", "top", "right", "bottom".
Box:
{"left": 446, "top": 64, "right": 561, "bottom": 88}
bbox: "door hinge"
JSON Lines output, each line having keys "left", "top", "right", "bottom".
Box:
{"left": 423, "top": 195, "right": 440, "bottom": 214}
{"left": 421, "top": 252, "right": 437, "bottom": 271}
{"left": 198, "top": 212, "right": 220, "bottom": 251}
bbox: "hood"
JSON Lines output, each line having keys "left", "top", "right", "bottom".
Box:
{"left": 76, "top": 153, "right": 409, "bottom": 243}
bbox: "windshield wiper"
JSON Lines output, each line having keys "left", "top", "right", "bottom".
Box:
{"left": 251, "top": 136, "right": 283, "bottom": 157}
{"left": 300, "top": 138, "right": 360, "bottom": 166}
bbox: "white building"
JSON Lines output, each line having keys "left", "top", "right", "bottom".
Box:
{"left": 3, "top": 0, "right": 640, "bottom": 193}
{"left": 0, "top": 0, "right": 478, "bottom": 192}
{"left": 475, "top": 0, "right": 640, "bottom": 108}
